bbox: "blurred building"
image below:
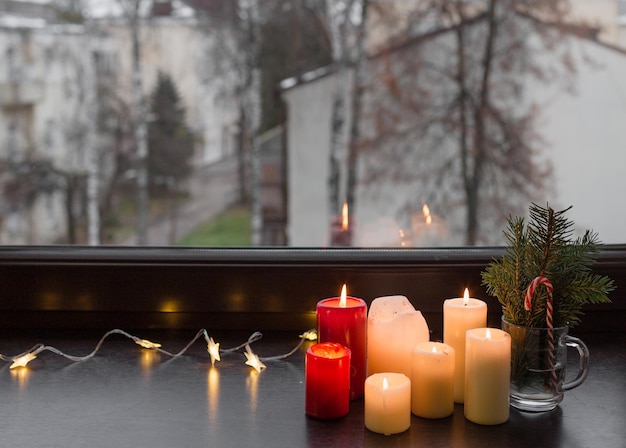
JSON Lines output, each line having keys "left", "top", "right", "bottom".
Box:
{"left": 281, "top": 6, "right": 626, "bottom": 246}
{"left": 0, "top": 0, "right": 241, "bottom": 244}
{"left": 0, "top": 0, "right": 113, "bottom": 243}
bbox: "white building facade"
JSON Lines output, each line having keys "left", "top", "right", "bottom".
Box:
{"left": 0, "top": 11, "right": 106, "bottom": 244}
{"left": 282, "top": 13, "right": 626, "bottom": 247}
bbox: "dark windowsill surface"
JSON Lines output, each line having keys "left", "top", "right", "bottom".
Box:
{"left": 1, "top": 329, "right": 624, "bottom": 447}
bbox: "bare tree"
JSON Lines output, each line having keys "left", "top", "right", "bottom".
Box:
{"left": 107, "top": 0, "right": 150, "bottom": 245}
{"left": 325, "top": 0, "right": 355, "bottom": 222}
{"left": 195, "top": 1, "right": 264, "bottom": 242}
{"left": 356, "top": 0, "right": 578, "bottom": 245}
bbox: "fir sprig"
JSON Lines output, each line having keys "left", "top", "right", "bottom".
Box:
{"left": 482, "top": 203, "right": 614, "bottom": 328}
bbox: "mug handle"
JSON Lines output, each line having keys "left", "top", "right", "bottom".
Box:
{"left": 563, "top": 335, "right": 590, "bottom": 391}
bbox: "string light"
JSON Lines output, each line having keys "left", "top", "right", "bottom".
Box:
{"left": 10, "top": 352, "right": 38, "bottom": 369}
{"left": 300, "top": 330, "right": 318, "bottom": 341}
{"left": 0, "top": 328, "right": 317, "bottom": 372}
{"left": 135, "top": 339, "right": 162, "bottom": 349}
{"left": 207, "top": 337, "right": 221, "bottom": 366}
{"left": 244, "top": 345, "right": 266, "bottom": 373}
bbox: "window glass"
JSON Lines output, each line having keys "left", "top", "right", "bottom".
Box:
{"left": 0, "top": 0, "right": 624, "bottom": 247}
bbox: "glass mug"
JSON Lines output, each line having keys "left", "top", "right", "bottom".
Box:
{"left": 501, "top": 318, "right": 589, "bottom": 412}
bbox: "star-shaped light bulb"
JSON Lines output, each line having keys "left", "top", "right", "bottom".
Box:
{"left": 10, "top": 352, "right": 37, "bottom": 369}
{"left": 299, "top": 330, "right": 318, "bottom": 341}
{"left": 244, "top": 346, "right": 266, "bottom": 373}
{"left": 207, "top": 337, "right": 221, "bottom": 366}
{"left": 135, "top": 339, "right": 162, "bottom": 349}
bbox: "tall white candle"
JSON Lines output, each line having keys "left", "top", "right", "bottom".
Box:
{"left": 443, "top": 288, "right": 487, "bottom": 403}
{"left": 464, "top": 328, "right": 511, "bottom": 425}
{"left": 411, "top": 341, "right": 455, "bottom": 419}
{"left": 367, "top": 295, "right": 429, "bottom": 378}
{"left": 364, "top": 373, "right": 411, "bottom": 435}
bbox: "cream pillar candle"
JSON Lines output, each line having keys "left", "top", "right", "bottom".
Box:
{"left": 411, "top": 341, "right": 455, "bottom": 419}
{"left": 367, "top": 295, "right": 429, "bottom": 378}
{"left": 364, "top": 373, "right": 411, "bottom": 435}
{"left": 443, "top": 288, "right": 487, "bottom": 403}
{"left": 464, "top": 328, "right": 511, "bottom": 425}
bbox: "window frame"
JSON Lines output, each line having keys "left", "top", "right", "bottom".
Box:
{"left": 0, "top": 245, "right": 623, "bottom": 335}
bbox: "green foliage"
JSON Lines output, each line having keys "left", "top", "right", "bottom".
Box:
{"left": 176, "top": 204, "right": 251, "bottom": 246}
{"left": 148, "top": 72, "right": 195, "bottom": 190}
{"left": 482, "top": 203, "right": 614, "bottom": 328}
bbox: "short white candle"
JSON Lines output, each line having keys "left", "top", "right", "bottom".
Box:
{"left": 367, "top": 295, "right": 429, "bottom": 378}
{"left": 411, "top": 342, "right": 455, "bottom": 419}
{"left": 443, "top": 288, "right": 487, "bottom": 403}
{"left": 365, "top": 373, "right": 411, "bottom": 435}
{"left": 464, "top": 328, "right": 511, "bottom": 425}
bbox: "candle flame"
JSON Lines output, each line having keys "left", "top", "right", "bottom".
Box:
{"left": 341, "top": 202, "right": 349, "bottom": 231}
{"left": 339, "top": 284, "right": 347, "bottom": 307}
{"left": 463, "top": 288, "right": 470, "bottom": 305}
{"left": 486, "top": 328, "right": 492, "bottom": 340}
{"left": 432, "top": 345, "right": 437, "bottom": 353}
{"left": 382, "top": 377, "right": 389, "bottom": 391}
{"left": 423, "top": 204, "right": 432, "bottom": 225}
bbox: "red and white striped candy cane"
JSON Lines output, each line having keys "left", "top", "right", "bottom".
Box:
{"left": 525, "top": 275, "right": 557, "bottom": 391}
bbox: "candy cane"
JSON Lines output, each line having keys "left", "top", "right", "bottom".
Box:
{"left": 525, "top": 276, "right": 557, "bottom": 391}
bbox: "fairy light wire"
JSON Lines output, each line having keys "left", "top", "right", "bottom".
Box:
{"left": 1, "top": 328, "right": 316, "bottom": 370}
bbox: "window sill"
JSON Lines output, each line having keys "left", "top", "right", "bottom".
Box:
{"left": 0, "top": 245, "right": 624, "bottom": 334}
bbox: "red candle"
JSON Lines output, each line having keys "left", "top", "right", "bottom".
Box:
{"left": 305, "top": 342, "right": 351, "bottom": 419}
{"left": 316, "top": 285, "right": 367, "bottom": 400}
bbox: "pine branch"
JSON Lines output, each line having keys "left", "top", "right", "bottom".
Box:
{"left": 481, "top": 203, "right": 614, "bottom": 328}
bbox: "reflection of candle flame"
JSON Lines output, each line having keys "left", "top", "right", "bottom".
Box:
{"left": 423, "top": 204, "right": 432, "bottom": 225}
{"left": 342, "top": 202, "right": 349, "bottom": 231}
{"left": 382, "top": 376, "right": 388, "bottom": 414}
{"left": 463, "top": 288, "right": 470, "bottom": 305}
{"left": 432, "top": 345, "right": 437, "bottom": 353}
{"left": 486, "top": 328, "right": 492, "bottom": 340}
{"left": 340, "top": 284, "right": 347, "bottom": 307}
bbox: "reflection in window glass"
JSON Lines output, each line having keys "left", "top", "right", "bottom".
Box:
{"left": 0, "top": 0, "right": 624, "bottom": 246}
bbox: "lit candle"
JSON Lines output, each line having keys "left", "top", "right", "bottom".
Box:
{"left": 364, "top": 373, "right": 411, "bottom": 435}
{"left": 464, "top": 328, "right": 511, "bottom": 425}
{"left": 443, "top": 288, "right": 487, "bottom": 403}
{"left": 411, "top": 341, "right": 455, "bottom": 419}
{"left": 317, "top": 284, "right": 367, "bottom": 399}
{"left": 305, "top": 342, "right": 351, "bottom": 419}
{"left": 367, "top": 295, "right": 429, "bottom": 378}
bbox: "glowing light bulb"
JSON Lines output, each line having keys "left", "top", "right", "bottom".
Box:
{"left": 244, "top": 346, "right": 266, "bottom": 373}
{"left": 10, "top": 353, "right": 37, "bottom": 369}
{"left": 135, "top": 339, "right": 162, "bottom": 349}
{"left": 300, "top": 330, "right": 318, "bottom": 341}
{"left": 207, "top": 337, "right": 221, "bottom": 366}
